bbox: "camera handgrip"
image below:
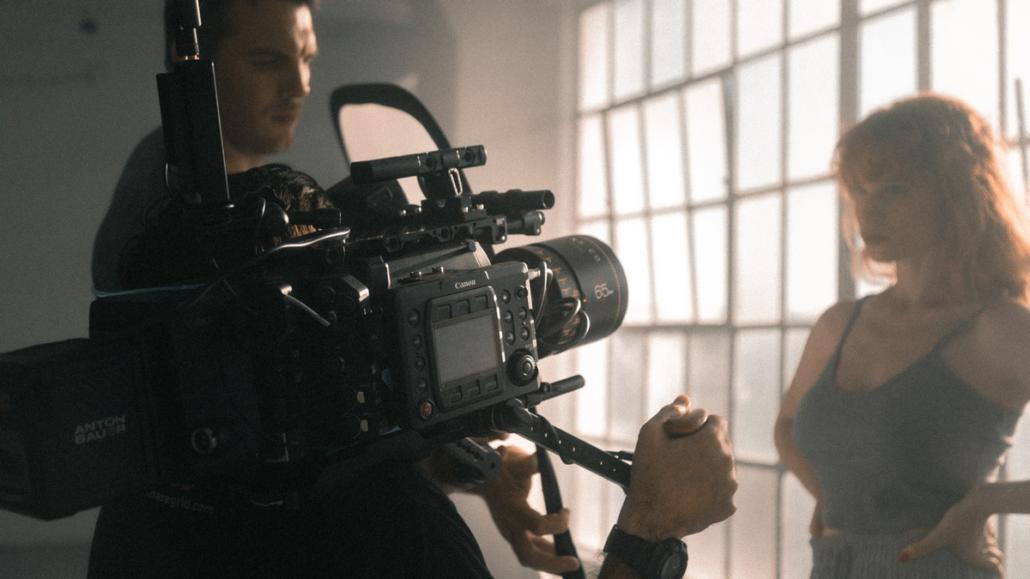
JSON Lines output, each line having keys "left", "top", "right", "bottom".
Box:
{"left": 493, "top": 401, "right": 631, "bottom": 490}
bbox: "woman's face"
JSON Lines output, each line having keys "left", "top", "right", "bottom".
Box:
{"left": 848, "top": 167, "right": 943, "bottom": 264}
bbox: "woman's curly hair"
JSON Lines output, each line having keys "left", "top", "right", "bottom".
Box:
{"left": 834, "top": 93, "right": 1030, "bottom": 302}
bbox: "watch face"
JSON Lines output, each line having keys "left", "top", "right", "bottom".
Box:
{"left": 655, "top": 540, "right": 688, "bottom": 579}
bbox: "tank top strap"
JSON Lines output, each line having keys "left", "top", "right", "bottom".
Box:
{"left": 931, "top": 301, "right": 994, "bottom": 353}
{"left": 830, "top": 296, "right": 869, "bottom": 360}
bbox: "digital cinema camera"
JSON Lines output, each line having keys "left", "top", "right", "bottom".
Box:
{"left": 0, "top": 1, "right": 632, "bottom": 527}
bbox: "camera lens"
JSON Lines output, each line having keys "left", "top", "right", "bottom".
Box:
{"left": 495, "top": 235, "right": 627, "bottom": 358}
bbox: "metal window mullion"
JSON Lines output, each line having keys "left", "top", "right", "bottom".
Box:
{"left": 996, "top": 0, "right": 1011, "bottom": 558}
{"left": 775, "top": 1, "right": 791, "bottom": 576}
{"left": 723, "top": 1, "right": 740, "bottom": 576}
{"left": 917, "top": 0, "right": 931, "bottom": 91}
{"left": 600, "top": 1, "right": 619, "bottom": 548}
{"left": 999, "top": 0, "right": 1007, "bottom": 134}
{"left": 838, "top": 0, "right": 860, "bottom": 300}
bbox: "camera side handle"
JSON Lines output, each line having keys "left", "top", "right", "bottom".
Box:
{"left": 492, "top": 399, "right": 631, "bottom": 491}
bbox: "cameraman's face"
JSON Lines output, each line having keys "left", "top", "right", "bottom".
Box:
{"left": 214, "top": 0, "right": 317, "bottom": 173}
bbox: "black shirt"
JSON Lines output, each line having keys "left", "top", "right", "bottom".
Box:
{"left": 88, "top": 461, "right": 492, "bottom": 578}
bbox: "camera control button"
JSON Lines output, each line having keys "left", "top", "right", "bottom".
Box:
{"left": 518, "top": 308, "right": 528, "bottom": 320}
{"left": 415, "top": 357, "right": 426, "bottom": 370}
{"left": 412, "top": 335, "right": 423, "bottom": 348}
{"left": 407, "top": 310, "right": 421, "bottom": 326}
{"left": 516, "top": 287, "right": 527, "bottom": 300}
{"left": 520, "top": 327, "right": 530, "bottom": 341}
{"left": 501, "top": 290, "right": 511, "bottom": 303}
{"left": 505, "top": 331, "right": 515, "bottom": 345}
{"left": 417, "top": 378, "right": 428, "bottom": 390}
{"left": 507, "top": 352, "right": 537, "bottom": 386}
{"left": 503, "top": 311, "right": 513, "bottom": 322}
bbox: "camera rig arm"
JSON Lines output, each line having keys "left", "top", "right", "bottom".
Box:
{"left": 488, "top": 377, "right": 632, "bottom": 491}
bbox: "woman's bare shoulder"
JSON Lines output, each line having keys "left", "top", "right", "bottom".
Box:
{"left": 967, "top": 299, "right": 1030, "bottom": 410}
{"left": 780, "top": 299, "right": 861, "bottom": 416}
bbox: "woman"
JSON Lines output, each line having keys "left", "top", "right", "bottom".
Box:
{"left": 775, "top": 93, "right": 1030, "bottom": 578}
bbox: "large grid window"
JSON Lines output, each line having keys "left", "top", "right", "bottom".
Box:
{"left": 567, "top": 0, "right": 1030, "bottom": 577}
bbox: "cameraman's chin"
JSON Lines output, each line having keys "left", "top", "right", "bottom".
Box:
{"left": 227, "top": 121, "right": 299, "bottom": 168}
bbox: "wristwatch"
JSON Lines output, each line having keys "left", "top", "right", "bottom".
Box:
{"left": 603, "top": 525, "right": 688, "bottom": 579}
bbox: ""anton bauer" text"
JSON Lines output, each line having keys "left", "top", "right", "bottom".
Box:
{"left": 74, "top": 415, "right": 127, "bottom": 445}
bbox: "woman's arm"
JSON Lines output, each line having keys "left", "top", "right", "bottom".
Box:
{"left": 774, "top": 301, "right": 855, "bottom": 499}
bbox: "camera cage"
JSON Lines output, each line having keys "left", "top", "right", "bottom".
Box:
{"left": 0, "top": 5, "right": 633, "bottom": 529}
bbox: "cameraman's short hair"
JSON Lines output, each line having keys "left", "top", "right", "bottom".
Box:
{"left": 164, "top": 0, "right": 319, "bottom": 71}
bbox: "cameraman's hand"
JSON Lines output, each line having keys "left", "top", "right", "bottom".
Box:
{"left": 617, "top": 395, "right": 737, "bottom": 540}
{"left": 474, "top": 445, "right": 581, "bottom": 574}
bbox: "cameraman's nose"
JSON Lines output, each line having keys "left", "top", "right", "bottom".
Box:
{"left": 282, "top": 60, "right": 311, "bottom": 100}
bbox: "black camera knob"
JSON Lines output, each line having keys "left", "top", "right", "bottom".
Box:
{"left": 508, "top": 351, "right": 537, "bottom": 386}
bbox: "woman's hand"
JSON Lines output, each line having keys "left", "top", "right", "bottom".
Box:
{"left": 899, "top": 491, "right": 1004, "bottom": 577}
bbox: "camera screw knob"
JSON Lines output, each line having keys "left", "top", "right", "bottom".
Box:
{"left": 191, "top": 427, "right": 218, "bottom": 456}
{"left": 508, "top": 352, "right": 538, "bottom": 386}
{"left": 418, "top": 400, "right": 435, "bottom": 420}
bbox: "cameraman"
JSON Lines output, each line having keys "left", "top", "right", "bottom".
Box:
{"left": 89, "top": 1, "right": 738, "bottom": 577}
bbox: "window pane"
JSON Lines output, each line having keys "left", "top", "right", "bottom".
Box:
{"left": 685, "top": 78, "right": 730, "bottom": 202}
{"left": 693, "top": 0, "right": 732, "bottom": 75}
{"left": 578, "top": 115, "right": 608, "bottom": 218}
{"left": 781, "top": 472, "right": 816, "bottom": 579}
{"left": 610, "top": 332, "right": 646, "bottom": 442}
{"left": 737, "top": 55, "right": 783, "bottom": 191}
{"left": 609, "top": 106, "right": 646, "bottom": 215}
{"left": 647, "top": 332, "right": 688, "bottom": 416}
{"left": 644, "top": 93, "right": 687, "bottom": 209}
{"left": 617, "top": 217, "right": 654, "bottom": 323}
{"left": 789, "top": 34, "right": 839, "bottom": 180}
{"left": 932, "top": 0, "right": 999, "bottom": 128}
{"left": 614, "top": 0, "right": 646, "bottom": 100}
{"left": 651, "top": 212, "right": 695, "bottom": 321}
{"left": 571, "top": 466, "right": 606, "bottom": 549}
{"left": 789, "top": 0, "right": 839, "bottom": 38}
{"left": 1008, "top": 517, "right": 1030, "bottom": 579}
{"left": 1008, "top": 146, "right": 1030, "bottom": 212}
{"left": 729, "top": 466, "right": 778, "bottom": 578}
{"left": 737, "top": 0, "right": 783, "bottom": 58}
{"left": 733, "top": 329, "right": 781, "bottom": 464}
{"left": 579, "top": 3, "right": 611, "bottom": 111}
{"left": 735, "top": 194, "right": 783, "bottom": 324}
{"left": 693, "top": 207, "right": 729, "bottom": 322}
{"left": 574, "top": 339, "right": 608, "bottom": 438}
{"left": 1006, "top": 0, "right": 1030, "bottom": 139}
{"left": 860, "top": 8, "right": 916, "bottom": 115}
{"left": 784, "top": 328, "right": 810, "bottom": 391}
{"left": 579, "top": 221, "right": 612, "bottom": 247}
{"left": 652, "top": 0, "right": 687, "bottom": 87}
{"left": 860, "top": 0, "right": 909, "bottom": 15}
{"left": 856, "top": 276, "right": 890, "bottom": 298}
{"left": 690, "top": 330, "right": 732, "bottom": 418}
{"left": 688, "top": 524, "right": 728, "bottom": 579}
{"left": 787, "top": 182, "right": 838, "bottom": 322}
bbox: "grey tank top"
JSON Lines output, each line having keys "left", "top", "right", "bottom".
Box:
{"left": 793, "top": 298, "right": 1021, "bottom": 534}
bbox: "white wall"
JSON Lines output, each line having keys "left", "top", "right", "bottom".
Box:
{"left": 0, "top": 1, "right": 576, "bottom": 577}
